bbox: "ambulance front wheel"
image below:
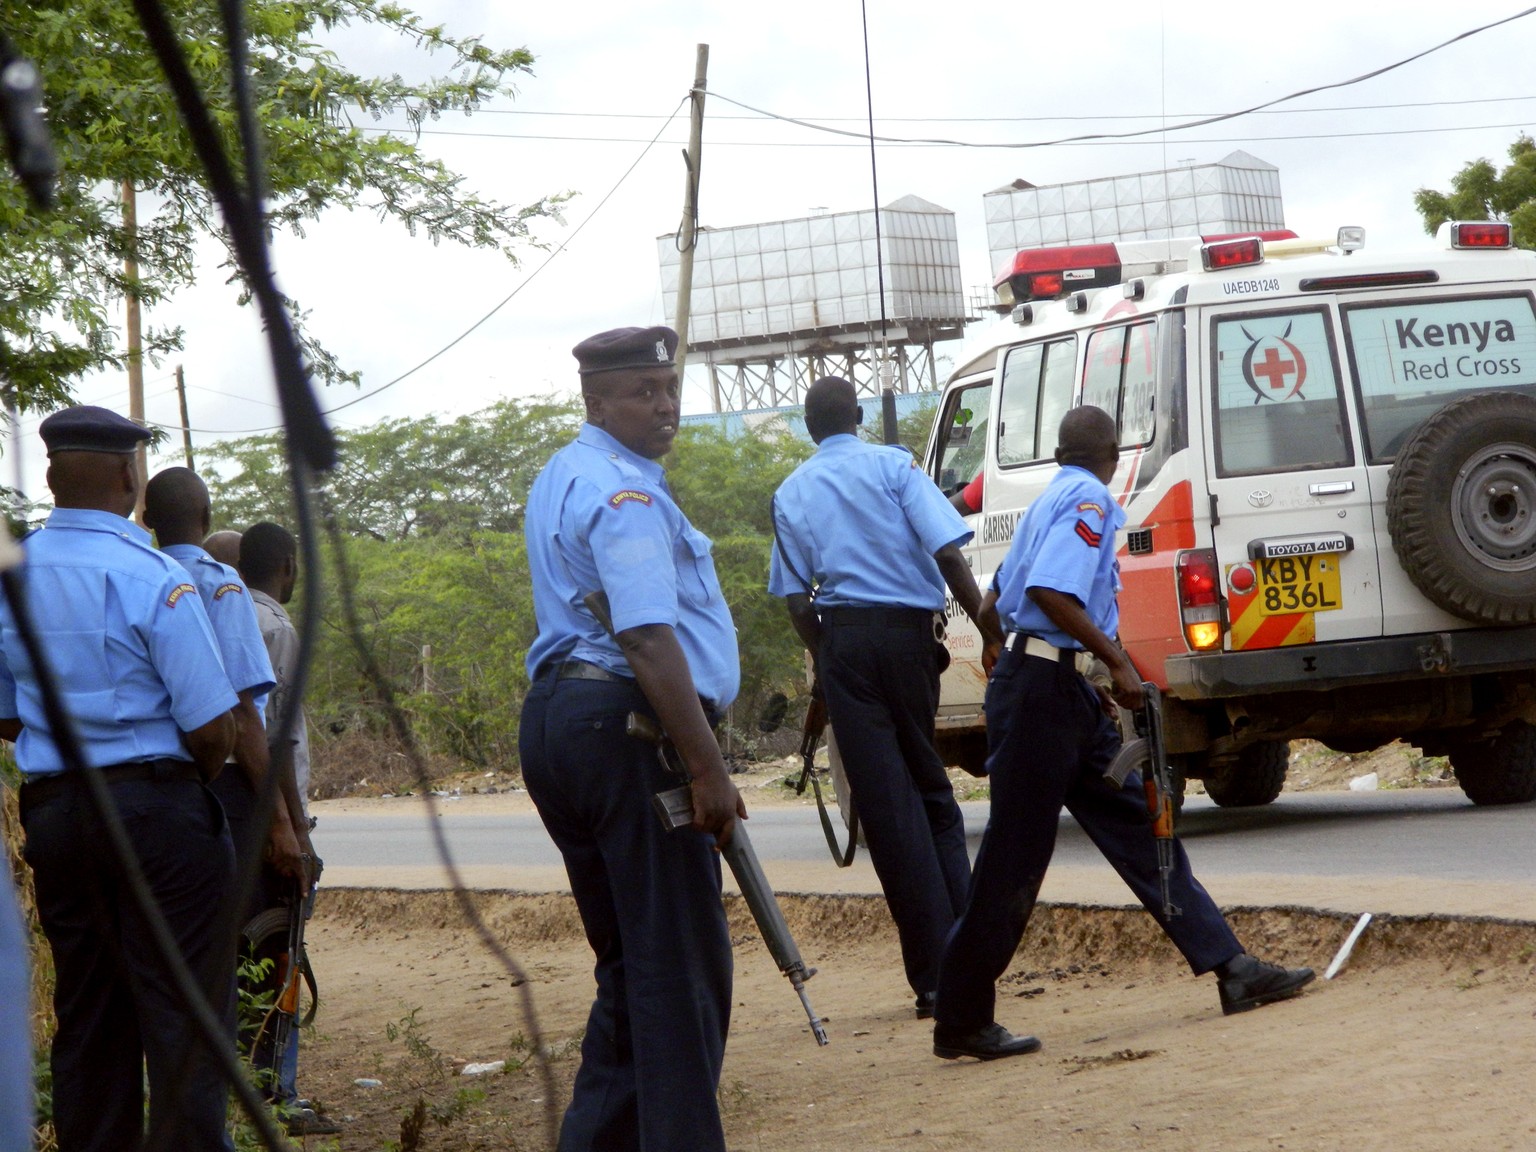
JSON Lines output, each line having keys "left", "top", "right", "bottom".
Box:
{"left": 1448, "top": 721, "right": 1536, "bottom": 806}
{"left": 1203, "top": 740, "right": 1290, "bottom": 808}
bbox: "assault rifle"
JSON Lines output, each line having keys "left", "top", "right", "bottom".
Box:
{"left": 1105, "top": 682, "right": 1181, "bottom": 918}
{"left": 241, "top": 863, "right": 321, "bottom": 1094}
{"left": 583, "top": 591, "right": 829, "bottom": 1046}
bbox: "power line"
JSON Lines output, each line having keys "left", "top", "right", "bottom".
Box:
{"left": 350, "top": 118, "right": 1536, "bottom": 148}
{"left": 706, "top": 6, "right": 1536, "bottom": 149}
{"left": 178, "top": 96, "right": 690, "bottom": 436}
{"left": 464, "top": 91, "right": 1536, "bottom": 123}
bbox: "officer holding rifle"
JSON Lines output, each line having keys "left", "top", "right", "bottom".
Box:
{"left": 932, "top": 406, "right": 1314, "bottom": 1061}
{"left": 520, "top": 325, "right": 742, "bottom": 1152}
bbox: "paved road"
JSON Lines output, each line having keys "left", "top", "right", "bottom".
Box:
{"left": 317, "top": 787, "right": 1536, "bottom": 920}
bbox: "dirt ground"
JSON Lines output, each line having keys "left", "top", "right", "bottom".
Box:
{"left": 293, "top": 742, "right": 1536, "bottom": 1152}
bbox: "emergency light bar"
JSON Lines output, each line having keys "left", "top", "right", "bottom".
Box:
{"left": 993, "top": 230, "right": 1300, "bottom": 307}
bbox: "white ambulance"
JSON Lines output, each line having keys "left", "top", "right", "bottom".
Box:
{"left": 926, "top": 223, "right": 1536, "bottom": 807}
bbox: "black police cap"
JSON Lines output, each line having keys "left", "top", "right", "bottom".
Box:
{"left": 38, "top": 405, "right": 151, "bottom": 456}
{"left": 572, "top": 326, "right": 678, "bottom": 377}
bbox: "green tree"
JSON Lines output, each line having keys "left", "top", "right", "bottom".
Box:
{"left": 856, "top": 398, "right": 939, "bottom": 458}
{"left": 203, "top": 396, "right": 584, "bottom": 540}
{"left": 1414, "top": 134, "right": 1536, "bottom": 247}
{"left": 2, "top": 2, "right": 568, "bottom": 412}
{"left": 667, "top": 422, "right": 814, "bottom": 731}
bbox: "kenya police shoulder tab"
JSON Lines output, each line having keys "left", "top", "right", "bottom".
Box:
{"left": 166, "top": 582, "right": 197, "bottom": 607}
{"left": 213, "top": 582, "right": 244, "bottom": 599}
{"left": 608, "top": 489, "right": 653, "bottom": 509}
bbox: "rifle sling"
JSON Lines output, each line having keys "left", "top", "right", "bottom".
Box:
{"left": 794, "top": 758, "right": 858, "bottom": 868}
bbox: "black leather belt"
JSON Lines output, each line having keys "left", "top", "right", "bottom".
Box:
{"left": 554, "top": 659, "right": 719, "bottom": 722}
{"left": 819, "top": 605, "right": 936, "bottom": 630}
{"left": 557, "top": 659, "right": 628, "bottom": 684}
{"left": 18, "top": 758, "right": 201, "bottom": 815}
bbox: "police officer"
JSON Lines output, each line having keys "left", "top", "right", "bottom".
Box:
{"left": 0, "top": 866, "right": 29, "bottom": 1152}
{"left": 0, "top": 406, "right": 240, "bottom": 1150}
{"left": 142, "top": 468, "right": 310, "bottom": 882}
{"left": 519, "top": 325, "right": 743, "bottom": 1152}
{"left": 769, "top": 375, "right": 999, "bottom": 1018}
{"left": 931, "top": 406, "right": 1314, "bottom": 1061}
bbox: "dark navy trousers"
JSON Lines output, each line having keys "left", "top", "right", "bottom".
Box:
{"left": 819, "top": 609, "right": 970, "bottom": 997}
{"left": 935, "top": 648, "right": 1242, "bottom": 1032}
{"left": 519, "top": 673, "right": 732, "bottom": 1152}
{"left": 20, "top": 773, "right": 237, "bottom": 1152}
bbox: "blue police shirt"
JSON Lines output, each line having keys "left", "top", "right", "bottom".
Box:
{"left": 0, "top": 508, "right": 239, "bottom": 776}
{"left": 992, "top": 465, "right": 1126, "bottom": 648}
{"left": 523, "top": 424, "right": 740, "bottom": 709}
{"left": 768, "top": 434, "right": 972, "bottom": 610}
{"left": 163, "top": 543, "right": 275, "bottom": 711}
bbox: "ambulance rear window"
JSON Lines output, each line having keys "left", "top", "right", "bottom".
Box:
{"left": 1211, "top": 307, "right": 1353, "bottom": 476}
{"left": 998, "top": 337, "right": 1077, "bottom": 467}
{"left": 1082, "top": 320, "right": 1157, "bottom": 449}
{"left": 1341, "top": 292, "right": 1536, "bottom": 462}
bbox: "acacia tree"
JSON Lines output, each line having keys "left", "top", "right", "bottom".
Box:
{"left": 1, "top": 1, "right": 566, "bottom": 411}
{"left": 1414, "top": 134, "right": 1536, "bottom": 247}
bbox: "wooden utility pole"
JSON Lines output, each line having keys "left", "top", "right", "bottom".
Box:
{"left": 122, "top": 178, "right": 147, "bottom": 521}
{"left": 174, "top": 364, "right": 194, "bottom": 469}
{"left": 673, "top": 44, "right": 708, "bottom": 387}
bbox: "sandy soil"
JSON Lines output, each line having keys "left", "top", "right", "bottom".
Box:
{"left": 287, "top": 739, "right": 1536, "bottom": 1152}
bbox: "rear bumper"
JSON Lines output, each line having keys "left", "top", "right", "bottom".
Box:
{"left": 1165, "top": 624, "right": 1536, "bottom": 700}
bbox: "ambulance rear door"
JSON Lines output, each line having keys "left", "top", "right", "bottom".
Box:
{"left": 1198, "top": 299, "right": 1385, "bottom": 652}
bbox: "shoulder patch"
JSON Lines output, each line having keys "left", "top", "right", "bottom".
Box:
{"left": 1077, "top": 501, "right": 1105, "bottom": 516}
{"left": 213, "top": 582, "right": 244, "bottom": 600}
{"left": 608, "top": 489, "right": 653, "bottom": 509}
{"left": 166, "top": 583, "right": 197, "bottom": 608}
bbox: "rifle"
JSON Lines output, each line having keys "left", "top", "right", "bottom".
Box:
{"left": 582, "top": 591, "right": 830, "bottom": 1046}
{"left": 792, "top": 677, "right": 858, "bottom": 867}
{"left": 241, "top": 863, "right": 321, "bottom": 1094}
{"left": 1104, "top": 682, "right": 1181, "bottom": 919}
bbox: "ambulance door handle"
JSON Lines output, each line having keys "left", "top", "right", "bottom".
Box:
{"left": 1309, "top": 481, "right": 1355, "bottom": 497}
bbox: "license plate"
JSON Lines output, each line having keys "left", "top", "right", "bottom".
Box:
{"left": 1254, "top": 554, "right": 1342, "bottom": 616}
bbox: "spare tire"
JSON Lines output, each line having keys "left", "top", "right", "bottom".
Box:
{"left": 1386, "top": 391, "right": 1536, "bottom": 625}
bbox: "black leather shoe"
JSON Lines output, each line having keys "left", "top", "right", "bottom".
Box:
{"left": 933, "top": 1022, "right": 1042, "bottom": 1061}
{"left": 283, "top": 1107, "right": 342, "bottom": 1136}
{"left": 1217, "top": 953, "right": 1316, "bottom": 1016}
{"left": 914, "top": 992, "right": 937, "bottom": 1020}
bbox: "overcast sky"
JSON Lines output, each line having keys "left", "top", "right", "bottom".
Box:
{"left": 12, "top": 0, "right": 1536, "bottom": 497}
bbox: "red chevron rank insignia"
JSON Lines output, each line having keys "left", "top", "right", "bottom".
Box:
{"left": 1074, "top": 519, "right": 1102, "bottom": 547}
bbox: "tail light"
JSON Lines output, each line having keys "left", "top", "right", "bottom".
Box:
{"left": 1176, "top": 548, "right": 1223, "bottom": 651}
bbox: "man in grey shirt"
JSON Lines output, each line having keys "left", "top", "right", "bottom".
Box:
{"left": 233, "top": 521, "right": 334, "bottom": 1136}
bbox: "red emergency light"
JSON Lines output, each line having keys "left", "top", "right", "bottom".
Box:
{"left": 1201, "top": 237, "right": 1265, "bottom": 271}
{"left": 1449, "top": 222, "right": 1513, "bottom": 249}
{"left": 994, "top": 243, "right": 1122, "bottom": 304}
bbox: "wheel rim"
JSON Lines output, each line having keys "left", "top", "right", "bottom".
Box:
{"left": 1451, "top": 441, "right": 1536, "bottom": 570}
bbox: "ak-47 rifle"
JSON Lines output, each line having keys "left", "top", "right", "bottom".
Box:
{"left": 792, "top": 678, "right": 858, "bottom": 867}
{"left": 241, "top": 861, "right": 322, "bottom": 1091}
{"left": 582, "top": 592, "right": 830, "bottom": 1046}
{"left": 1105, "top": 682, "right": 1181, "bottom": 919}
